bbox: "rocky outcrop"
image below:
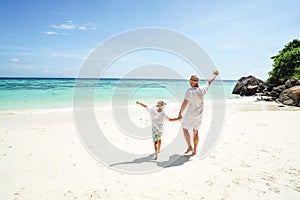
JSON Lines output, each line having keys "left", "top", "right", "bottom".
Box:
{"left": 232, "top": 75, "right": 264, "bottom": 96}
{"left": 278, "top": 86, "right": 300, "bottom": 107}
{"left": 232, "top": 76, "right": 300, "bottom": 107}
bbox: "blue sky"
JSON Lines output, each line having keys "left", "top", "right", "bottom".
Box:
{"left": 0, "top": 0, "right": 299, "bottom": 80}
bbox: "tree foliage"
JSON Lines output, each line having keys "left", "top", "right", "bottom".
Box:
{"left": 267, "top": 39, "right": 300, "bottom": 85}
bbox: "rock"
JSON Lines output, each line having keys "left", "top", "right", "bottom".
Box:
{"left": 234, "top": 76, "right": 300, "bottom": 107}
{"left": 262, "top": 91, "right": 271, "bottom": 96}
{"left": 240, "top": 85, "right": 258, "bottom": 96}
{"left": 285, "top": 78, "right": 300, "bottom": 88}
{"left": 232, "top": 75, "right": 264, "bottom": 95}
{"left": 257, "top": 83, "right": 266, "bottom": 93}
{"left": 270, "top": 85, "right": 286, "bottom": 98}
{"left": 278, "top": 86, "right": 300, "bottom": 107}
{"left": 264, "top": 83, "right": 277, "bottom": 92}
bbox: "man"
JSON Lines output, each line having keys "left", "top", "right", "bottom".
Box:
{"left": 178, "top": 70, "right": 219, "bottom": 155}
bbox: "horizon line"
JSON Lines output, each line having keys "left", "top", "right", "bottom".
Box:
{"left": 0, "top": 76, "right": 238, "bottom": 81}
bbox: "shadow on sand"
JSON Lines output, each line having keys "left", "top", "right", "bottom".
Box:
{"left": 110, "top": 153, "right": 193, "bottom": 169}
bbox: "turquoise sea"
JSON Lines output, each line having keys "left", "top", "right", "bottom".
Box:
{"left": 0, "top": 78, "right": 238, "bottom": 111}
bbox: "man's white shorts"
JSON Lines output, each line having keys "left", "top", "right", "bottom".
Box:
{"left": 182, "top": 116, "right": 203, "bottom": 130}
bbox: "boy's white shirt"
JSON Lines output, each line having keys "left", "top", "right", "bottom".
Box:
{"left": 147, "top": 106, "right": 169, "bottom": 131}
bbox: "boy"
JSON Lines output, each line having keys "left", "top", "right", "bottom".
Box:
{"left": 136, "top": 100, "right": 181, "bottom": 160}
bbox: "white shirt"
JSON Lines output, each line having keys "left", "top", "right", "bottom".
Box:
{"left": 184, "top": 82, "right": 209, "bottom": 118}
{"left": 147, "top": 106, "right": 169, "bottom": 130}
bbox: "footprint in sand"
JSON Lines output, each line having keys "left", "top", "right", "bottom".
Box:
{"left": 232, "top": 179, "right": 241, "bottom": 185}
{"left": 258, "top": 149, "right": 269, "bottom": 153}
{"left": 268, "top": 186, "right": 280, "bottom": 194}
{"left": 263, "top": 179, "right": 281, "bottom": 194}
{"left": 288, "top": 167, "right": 300, "bottom": 176}
{"left": 63, "top": 190, "right": 77, "bottom": 200}
{"left": 205, "top": 180, "right": 214, "bottom": 186}
{"left": 85, "top": 190, "right": 102, "bottom": 200}
{"left": 240, "top": 161, "right": 251, "bottom": 168}
{"left": 13, "top": 187, "right": 26, "bottom": 200}
{"left": 222, "top": 167, "right": 233, "bottom": 173}
{"left": 221, "top": 190, "right": 230, "bottom": 200}
{"left": 261, "top": 174, "right": 276, "bottom": 182}
{"left": 289, "top": 179, "right": 300, "bottom": 192}
{"left": 13, "top": 192, "right": 21, "bottom": 200}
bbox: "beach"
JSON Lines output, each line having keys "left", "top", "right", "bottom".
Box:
{"left": 1, "top": 0, "right": 299, "bottom": 198}
{"left": 0, "top": 98, "right": 299, "bottom": 200}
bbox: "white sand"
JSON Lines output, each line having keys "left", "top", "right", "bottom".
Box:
{"left": 0, "top": 99, "right": 299, "bottom": 200}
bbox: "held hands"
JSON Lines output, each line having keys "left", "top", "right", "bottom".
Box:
{"left": 171, "top": 115, "right": 182, "bottom": 121}
{"left": 177, "top": 115, "right": 182, "bottom": 120}
{"left": 178, "top": 112, "right": 183, "bottom": 118}
{"left": 179, "top": 115, "right": 182, "bottom": 120}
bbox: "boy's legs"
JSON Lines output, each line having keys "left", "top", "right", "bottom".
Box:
{"left": 153, "top": 141, "right": 158, "bottom": 160}
{"left": 183, "top": 128, "right": 193, "bottom": 154}
{"left": 157, "top": 139, "right": 161, "bottom": 153}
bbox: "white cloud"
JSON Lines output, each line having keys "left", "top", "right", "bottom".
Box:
{"left": 9, "top": 58, "right": 19, "bottom": 62}
{"left": 49, "top": 21, "right": 96, "bottom": 32}
{"left": 44, "top": 21, "right": 96, "bottom": 36}
{"left": 51, "top": 21, "right": 76, "bottom": 30}
{"left": 42, "top": 31, "right": 58, "bottom": 35}
{"left": 78, "top": 26, "right": 87, "bottom": 30}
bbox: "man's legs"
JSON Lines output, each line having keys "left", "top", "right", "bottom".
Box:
{"left": 183, "top": 128, "right": 193, "bottom": 153}
{"left": 193, "top": 129, "right": 199, "bottom": 154}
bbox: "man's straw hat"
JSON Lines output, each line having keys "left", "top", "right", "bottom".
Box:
{"left": 190, "top": 75, "right": 199, "bottom": 83}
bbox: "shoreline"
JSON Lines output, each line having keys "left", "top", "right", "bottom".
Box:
{"left": 0, "top": 96, "right": 299, "bottom": 114}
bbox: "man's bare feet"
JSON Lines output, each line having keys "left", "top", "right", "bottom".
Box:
{"left": 184, "top": 145, "right": 193, "bottom": 154}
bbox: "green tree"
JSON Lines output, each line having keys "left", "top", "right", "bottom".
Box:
{"left": 267, "top": 39, "right": 300, "bottom": 85}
